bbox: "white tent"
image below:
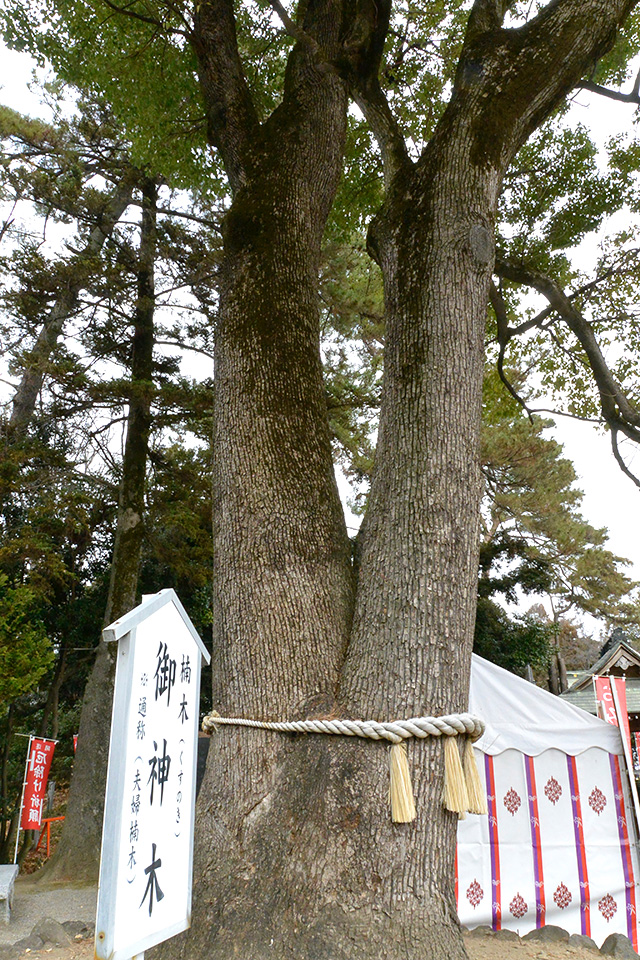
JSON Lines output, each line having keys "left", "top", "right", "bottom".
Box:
{"left": 457, "top": 655, "right": 640, "bottom": 948}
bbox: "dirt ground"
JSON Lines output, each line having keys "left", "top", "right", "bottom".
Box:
{"left": 4, "top": 937, "right": 610, "bottom": 960}
{"left": 464, "top": 930, "right": 610, "bottom": 960}
{"left": 0, "top": 876, "right": 620, "bottom": 960}
{"left": 3, "top": 930, "right": 613, "bottom": 960}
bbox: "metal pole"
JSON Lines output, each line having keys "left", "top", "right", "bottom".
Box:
{"left": 14, "top": 736, "right": 33, "bottom": 864}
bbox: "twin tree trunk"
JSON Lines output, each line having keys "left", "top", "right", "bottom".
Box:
{"left": 174, "top": 105, "right": 488, "bottom": 960}
{"left": 165, "top": 3, "right": 637, "bottom": 959}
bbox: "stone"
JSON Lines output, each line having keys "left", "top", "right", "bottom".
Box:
{"left": 522, "top": 924, "right": 570, "bottom": 943}
{"left": 0, "top": 865, "right": 19, "bottom": 924}
{"left": 600, "top": 932, "right": 640, "bottom": 958}
{"left": 495, "top": 928, "right": 520, "bottom": 941}
{"left": 11, "top": 935, "right": 44, "bottom": 952}
{"left": 468, "top": 925, "right": 495, "bottom": 937}
{"left": 31, "top": 917, "right": 72, "bottom": 946}
{"left": 62, "top": 919, "right": 95, "bottom": 938}
{"left": 568, "top": 933, "right": 599, "bottom": 952}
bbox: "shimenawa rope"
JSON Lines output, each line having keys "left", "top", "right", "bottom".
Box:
{"left": 202, "top": 710, "right": 488, "bottom": 823}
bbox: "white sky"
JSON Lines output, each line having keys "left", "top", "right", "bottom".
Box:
{"left": 1, "top": 42, "right": 639, "bottom": 638}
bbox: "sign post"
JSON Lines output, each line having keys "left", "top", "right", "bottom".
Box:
{"left": 95, "top": 589, "right": 210, "bottom": 960}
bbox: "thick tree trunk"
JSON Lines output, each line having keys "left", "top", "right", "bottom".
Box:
{"left": 331, "top": 147, "right": 493, "bottom": 960}
{"left": 42, "top": 180, "right": 157, "bottom": 883}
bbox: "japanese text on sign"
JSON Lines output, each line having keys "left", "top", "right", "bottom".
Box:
{"left": 20, "top": 738, "right": 55, "bottom": 831}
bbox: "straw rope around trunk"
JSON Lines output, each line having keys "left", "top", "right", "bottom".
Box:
{"left": 201, "top": 711, "right": 488, "bottom": 823}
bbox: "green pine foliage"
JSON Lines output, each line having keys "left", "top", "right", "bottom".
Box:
{"left": 0, "top": 574, "right": 53, "bottom": 706}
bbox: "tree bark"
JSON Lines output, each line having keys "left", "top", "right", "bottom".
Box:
{"left": 42, "top": 179, "right": 157, "bottom": 883}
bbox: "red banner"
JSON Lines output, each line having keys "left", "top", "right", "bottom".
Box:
{"left": 20, "top": 738, "right": 56, "bottom": 830}
{"left": 594, "top": 677, "right": 632, "bottom": 755}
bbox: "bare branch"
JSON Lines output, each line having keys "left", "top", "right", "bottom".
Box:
{"left": 494, "top": 257, "right": 640, "bottom": 463}
{"left": 611, "top": 428, "right": 640, "bottom": 489}
{"left": 489, "top": 282, "right": 535, "bottom": 419}
{"left": 525, "top": 406, "right": 604, "bottom": 424}
{"left": 154, "top": 206, "right": 222, "bottom": 230}
{"left": 99, "top": 0, "right": 164, "bottom": 30}
{"left": 578, "top": 68, "right": 640, "bottom": 104}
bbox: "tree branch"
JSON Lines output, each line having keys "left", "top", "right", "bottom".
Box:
{"left": 578, "top": 67, "right": 640, "bottom": 104}
{"left": 611, "top": 428, "right": 640, "bottom": 490}
{"left": 343, "top": 0, "right": 411, "bottom": 189}
{"left": 267, "top": 0, "right": 319, "bottom": 55}
{"left": 495, "top": 257, "right": 640, "bottom": 463}
{"left": 489, "top": 281, "right": 535, "bottom": 417}
{"left": 465, "top": 0, "right": 513, "bottom": 43}
{"left": 452, "top": 0, "right": 640, "bottom": 174}
{"left": 190, "top": 0, "right": 259, "bottom": 191}
{"left": 8, "top": 170, "right": 139, "bottom": 440}
{"left": 352, "top": 82, "right": 412, "bottom": 190}
{"left": 102, "top": 0, "right": 157, "bottom": 25}
{"left": 99, "top": 0, "right": 167, "bottom": 31}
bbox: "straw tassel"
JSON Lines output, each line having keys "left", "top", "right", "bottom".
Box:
{"left": 442, "top": 735, "right": 469, "bottom": 816}
{"left": 389, "top": 742, "right": 417, "bottom": 823}
{"left": 463, "top": 738, "right": 487, "bottom": 815}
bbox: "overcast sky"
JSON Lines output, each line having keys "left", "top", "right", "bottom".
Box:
{"left": 1, "top": 41, "right": 639, "bottom": 636}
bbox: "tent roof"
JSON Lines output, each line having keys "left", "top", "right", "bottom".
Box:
{"left": 469, "top": 654, "right": 623, "bottom": 756}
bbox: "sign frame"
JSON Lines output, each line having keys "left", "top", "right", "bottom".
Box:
{"left": 95, "top": 589, "right": 210, "bottom": 960}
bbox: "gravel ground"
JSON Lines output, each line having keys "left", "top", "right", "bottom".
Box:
{"left": 0, "top": 880, "right": 97, "bottom": 946}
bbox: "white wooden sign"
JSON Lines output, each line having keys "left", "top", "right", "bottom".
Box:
{"left": 96, "top": 589, "right": 211, "bottom": 960}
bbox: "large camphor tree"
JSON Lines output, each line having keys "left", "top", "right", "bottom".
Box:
{"left": 169, "top": 3, "right": 640, "bottom": 959}
{"left": 5, "top": 0, "right": 640, "bottom": 957}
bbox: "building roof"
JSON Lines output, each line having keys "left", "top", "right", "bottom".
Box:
{"left": 564, "top": 638, "right": 640, "bottom": 693}
{"left": 561, "top": 679, "right": 640, "bottom": 716}
{"left": 559, "top": 636, "right": 640, "bottom": 715}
